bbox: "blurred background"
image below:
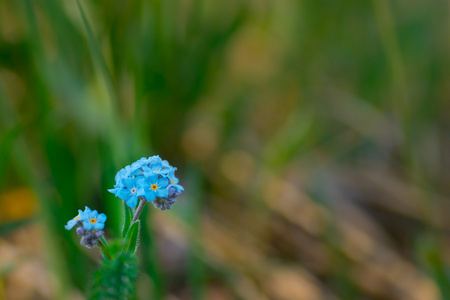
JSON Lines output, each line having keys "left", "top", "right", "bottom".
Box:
{"left": 0, "top": 0, "right": 449, "bottom": 299}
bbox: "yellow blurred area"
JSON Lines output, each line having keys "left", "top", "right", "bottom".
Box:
{"left": 0, "top": 189, "right": 38, "bottom": 224}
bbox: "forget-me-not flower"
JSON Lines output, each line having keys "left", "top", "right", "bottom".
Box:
{"left": 108, "top": 155, "right": 184, "bottom": 210}
{"left": 141, "top": 174, "right": 169, "bottom": 201}
{"left": 65, "top": 206, "right": 91, "bottom": 230}
{"left": 114, "top": 177, "right": 145, "bottom": 208}
{"left": 82, "top": 210, "right": 107, "bottom": 230}
{"left": 168, "top": 168, "right": 184, "bottom": 193}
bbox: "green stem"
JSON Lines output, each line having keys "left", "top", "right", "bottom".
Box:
{"left": 100, "top": 236, "right": 108, "bottom": 245}
{"left": 97, "top": 239, "right": 111, "bottom": 260}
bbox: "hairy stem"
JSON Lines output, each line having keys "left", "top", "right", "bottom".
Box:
{"left": 132, "top": 198, "right": 147, "bottom": 223}
{"left": 97, "top": 239, "right": 111, "bottom": 260}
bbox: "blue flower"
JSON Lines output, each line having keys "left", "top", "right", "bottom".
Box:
{"left": 116, "top": 177, "right": 145, "bottom": 208}
{"left": 168, "top": 168, "right": 184, "bottom": 192}
{"left": 109, "top": 155, "right": 183, "bottom": 210}
{"left": 82, "top": 210, "right": 107, "bottom": 230}
{"left": 65, "top": 206, "right": 91, "bottom": 230}
{"left": 148, "top": 157, "right": 171, "bottom": 175}
{"left": 108, "top": 167, "right": 130, "bottom": 196}
{"left": 141, "top": 174, "right": 169, "bottom": 201}
{"left": 129, "top": 157, "right": 151, "bottom": 176}
{"left": 115, "top": 167, "right": 129, "bottom": 185}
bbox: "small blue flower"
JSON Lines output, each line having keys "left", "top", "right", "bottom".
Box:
{"left": 148, "top": 157, "right": 171, "bottom": 175}
{"left": 168, "top": 169, "right": 184, "bottom": 192}
{"left": 65, "top": 206, "right": 91, "bottom": 230}
{"left": 129, "top": 157, "right": 151, "bottom": 176}
{"left": 109, "top": 155, "right": 183, "bottom": 209}
{"left": 82, "top": 210, "right": 107, "bottom": 230}
{"left": 115, "top": 167, "right": 129, "bottom": 185}
{"left": 148, "top": 155, "right": 161, "bottom": 164}
{"left": 141, "top": 174, "right": 169, "bottom": 201}
{"left": 116, "top": 177, "right": 145, "bottom": 208}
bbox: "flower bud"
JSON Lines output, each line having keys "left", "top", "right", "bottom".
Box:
{"left": 152, "top": 197, "right": 176, "bottom": 211}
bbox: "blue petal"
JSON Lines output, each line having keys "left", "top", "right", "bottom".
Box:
{"left": 130, "top": 160, "right": 142, "bottom": 169}
{"left": 160, "top": 168, "right": 171, "bottom": 175}
{"left": 170, "top": 176, "right": 179, "bottom": 184}
{"left": 130, "top": 167, "right": 143, "bottom": 177}
{"left": 149, "top": 156, "right": 162, "bottom": 164}
{"left": 145, "top": 190, "right": 156, "bottom": 201}
{"left": 126, "top": 195, "right": 138, "bottom": 208}
{"left": 150, "top": 162, "right": 163, "bottom": 173}
{"left": 94, "top": 222, "right": 105, "bottom": 230}
{"left": 83, "top": 221, "right": 93, "bottom": 230}
{"left": 97, "top": 213, "right": 107, "bottom": 222}
{"left": 140, "top": 180, "right": 150, "bottom": 189}
{"left": 79, "top": 208, "right": 91, "bottom": 220}
{"left": 118, "top": 188, "right": 131, "bottom": 200}
{"left": 156, "top": 188, "right": 169, "bottom": 198}
{"left": 64, "top": 219, "right": 78, "bottom": 230}
{"left": 157, "top": 177, "right": 169, "bottom": 188}
{"left": 115, "top": 168, "right": 128, "bottom": 184}
{"left": 122, "top": 178, "right": 135, "bottom": 189}
{"left": 108, "top": 188, "right": 119, "bottom": 195}
{"left": 161, "top": 160, "right": 172, "bottom": 170}
{"left": 138, "top": 157, "right": 148, "bottom": 164}
{"left": 137, "top": 187, "right": 145, "bottom": 196}
{"left": 146, "top": 174, "right": 159, "bottom": 184}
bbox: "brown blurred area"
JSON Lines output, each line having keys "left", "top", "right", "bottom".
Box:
{"left": 0, "top": 189, "right": 50, "bottom": 300}
{"left": 1, "top": 223, "right": 53, "bottom": 300}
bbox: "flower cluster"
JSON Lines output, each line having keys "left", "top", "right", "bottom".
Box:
{"left": 64, "top": 156, "right": 182, "bottom": 251}
{"left": 108, "top": 156, "right": 184, "bottom": 210}
{"left": 65, "top": 206, "right": 107, "bottom": 248}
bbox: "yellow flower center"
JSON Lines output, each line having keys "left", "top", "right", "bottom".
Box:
{"left": 90, "top": 218, "right": 97, "bottom": 224}
{"left": 151, "top": 184, "right": 158, "bottom": 191}
{"left": 75, "top": 216, "right": 80, "bottom": 220}
{"left": 171, "top": 180, "right": 175, "bottom": 184}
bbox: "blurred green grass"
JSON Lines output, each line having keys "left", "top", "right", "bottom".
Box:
{"left": 0, "top": 0, "right": 449, "bottom": 299}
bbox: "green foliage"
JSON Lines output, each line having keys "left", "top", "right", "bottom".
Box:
{"left": 98, "top": 239, "right": 124, "bottom": 261}
{"left": 124, "top": 221, "right": 140, "bottom": 255}
{"left": 89, "top": 252, "right": 138, "bottom": 300}
{"left": 122, "top": 203, "right": 133, "bottom": 239}
{"left": 91, "top": 220, "right": 140, "bottom": 299}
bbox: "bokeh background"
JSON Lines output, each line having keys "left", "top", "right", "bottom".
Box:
{"left": 1, "top": 0, "right": 450, "bottom": 299}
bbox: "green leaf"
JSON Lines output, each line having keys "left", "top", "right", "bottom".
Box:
{"left": 124, "top": 221, "right": 140, "bottom": 255}
{"left": 99, "top": 239, "right": 124, "bottom": 261}
{"left": 122, "top": 202, "right": 133, "bottom": 238}
{"left": 75, "top": 0, "right": 115, "bottom": 101}
{"left": 89, "top": 252, "right": 138, "bottom": 300}
{"left": 100, "top": 237, "right": 108, "bottom": 245}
